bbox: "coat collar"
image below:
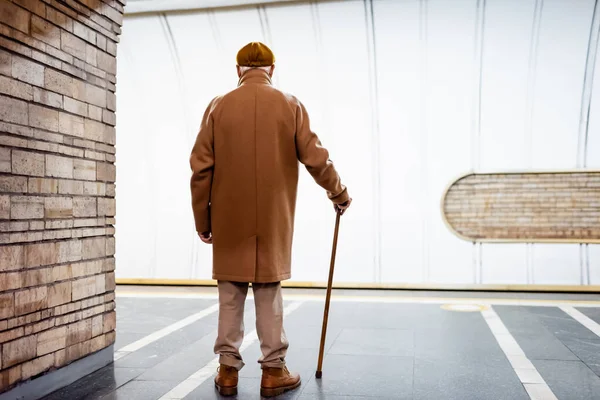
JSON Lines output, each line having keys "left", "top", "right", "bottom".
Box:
{"left": 238, "top": 68, "right": 272, "bottom": 86}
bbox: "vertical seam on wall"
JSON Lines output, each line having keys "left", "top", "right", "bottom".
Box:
{"left": 363, "top": 0, "right": 382, "bottom": 283}
{"left": 525, "top": 0, "right": 544, "bottom": 285}
{"left": 160, "top": 13, "right": 197, "bottom": 278}
{"left": 472, "top": 0, "right": 486, "bottom": 284}
{"left": 257, "top": 6, "right": 279, "bottom": 88}
{"left": 578, "top": 0, "right": 600, "bottom": 286}
{"left": 578, "top": 0, "right": 600, "bottom": 169}
{"left": 419, "top": 0, "right": 430, "bottom": 283}
{"left": 310, "top": 2, "right": 329, "bottom": 139}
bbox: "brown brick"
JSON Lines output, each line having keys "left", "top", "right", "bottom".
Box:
{"left": 45, "top": 196, "right": 73, "bottom": 218}
{"left": 10, "top": 0, "right": 46, "bottom": 17}
{"left": 31, "top": 14, "right": 60, "bottom": 48}
{"left": 0, "top": 49, "right": 11, "bottom": 75}
{"left": 96, "top": 162, "right": 115, "bottom": 182}
{"left": 15, "top": 286, "right": 48, "bottom": 316}
{"left": 54, "top": 348, "right": 66, "bottom": 367}
{"left": 29, "top": 220, "right": 44, "bottom": 230}
{"left": 20, "top": 267, "right": 50, "bottom": 287}
{"left": 97, "top": 198, "right": 115, "bottom": 217}
{"left": 64, "top": 96, "right": 88, "bottom": 116}
{"left": 106, "top": 40, "right": 117, "bottom": 57}
{"left": 89, "top": 333, "right": 106, "bottom": 353}
{"left": 58, "top": 112, "right": 85, "bottom": 137}
{"left": 66, "top": 318, "right": 92, "bottom": 346}
{"left": 29, "top": 104, "right": 59, "bottom": 132}
{"left": 0, "top": 327, "right": 23, "bottom": 345}
{"left": 0, "top": 221, "right": 28, "bottom": 232}
{"left": 2, "top": 335, "right": 36, "bottom": 369}
{"left": 0, "top": 195, "right": 9, "bottom": 219}
{"left": 25, "top": 241, "right": 58, "bottom": 267}
{"left": 0, "top": 147, "right": 9, "bottom": 173}
{"left": 0, "top": 175, "right": 27, "bottom": 193}
{"left": 106, "top": 90, "right": 116, "bottom": 111}
{"left": 31, "top": 48, "right": 62, "bottom": 69}
{"left": 66, "top": 339, "right": 91, "bottom": 363}
{"left": 0, "top": 364, "right": 22, "bottom": 390}
{"left": 58, "top": 179, "right": 83, "bottom": 195}
{"left": 0, "top": 75, "right": 33, "bottom": 101}
{"left": 37, "top": 326, "right": 67, "bottom": 356}
{"left": 82, "top": 236, "right": 105, "bottom": 259}
{"left": 0, "top": 245, "right": 25, "bottom": 271}
{"left": 61, "top": 31, "right": 87, "bottom": 60}
{"left": 46, "top": 154, "right": 73, "bottom": 178}
{"left": 71, "top": 276, "right": 96, "bottom": 301}
{"left": 48, "top": 281, "right": 72, "bottom": 308}
{"left": 44, "top": 68, "right": 74, "bottom": 97}
{"left": 0, "top": 293, "right": 15, "bottom": 319}
{"left": 91, "top": 314, "right": 103, "bottom": 337}
{"left": 21, "top": 353, "right": 54, "bottom": 380}
{"left": 11, "top": 56, "right": 44, "bottom": 87}
{"left": 105, "top": 271, "right": 115, "bottom": 291}
{"left": 73, "top": 159, "right": 96, "bottom": 181}
{"left": 72, "top": 196, "right": 96, "bottom": 217}
{"left": 87, "top": 105, "right": 102, "bottom": 121}
{"left": 103, "top": 310, "right": 116, "bottom": 333}
{"left": 11, "top": 195, "right": 45, "bottom": 219}
{"left": 0, "top": 1, "right": 31, "bottom": 34}
{"left": 83, "top": 181, "right": 105, "bottom": 196}
{"left": 58, "top": 239, "right": 82, "bottom": 263}
{"left": 33, "top": 87, "right": 63, "bottom": 108}
{"left": 0, "top": 95, "right": 29, "bottom": 125}
{"left": 28, "top": 177, "right": 59, "bottom": 194}
{"left": 0, "top": 271, "right": 20, "bottom": 291}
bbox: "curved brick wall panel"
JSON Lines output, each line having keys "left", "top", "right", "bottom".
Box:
{"left": 0, "top": 0, "right": 122, "bottom": 393}
{"left": 442, "top": 172, "right": 600, "bottom": 243}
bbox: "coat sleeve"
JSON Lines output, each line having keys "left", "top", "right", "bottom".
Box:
{"left": 190, "top": 98, "right": 217, "bottom": 233}
{"left": 294, "top": 100, "right": 350, "bottom": 204}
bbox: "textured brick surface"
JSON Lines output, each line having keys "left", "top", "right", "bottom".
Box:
{"left": 0, "top": 0, "right": 120, "bottom": 393}
{"left": 443, "top": 172, "right": 600, "bottom": 241}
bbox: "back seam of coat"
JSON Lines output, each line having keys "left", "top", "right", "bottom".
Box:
{"left": 253, "top": 84, "right": 258, "bottom": 283}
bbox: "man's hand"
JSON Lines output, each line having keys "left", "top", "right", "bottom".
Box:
{"left": 334, "top": 198, "right": 352, "bottom": 215}
{"left": 199, "top": 231, "right": 213, "bottom": 244}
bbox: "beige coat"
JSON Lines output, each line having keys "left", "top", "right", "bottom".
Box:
{"left": 190, "top": 69, "right": 349, "bottom": 283}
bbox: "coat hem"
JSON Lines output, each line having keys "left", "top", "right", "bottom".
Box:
{"left": 213, "top": 272, "right": 291, "bottom": 283}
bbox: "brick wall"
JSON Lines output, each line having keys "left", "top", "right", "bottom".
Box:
{"left": 0, "top": 0, "right": 122, "bottom": 393}
{"left": 443, "top": 172, "right": 600, "bottom": 242}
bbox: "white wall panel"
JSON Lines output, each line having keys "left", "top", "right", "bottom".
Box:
{"left": 116, "top": 16, "right": 195, "bottom": 279}
{"left": 374, "top": 0, "right": 424, "bottom": 283}
{"left": 423, "top": 0, "right": 475, "bottom": 283}
{"left": 478, "top": 0, "right": 536, "bottom": 284}
{"left": 116, "top": 1, "right": 599, "bottom": 287}
{"left": 310, "top": 1, "right": 375, "bottom": 282}
{"left": 528, "top": 0, "right": 595, "bottom": 284}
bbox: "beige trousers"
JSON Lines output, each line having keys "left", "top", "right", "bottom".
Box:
{"left": 214, "top": 281, "right": 289, "bottom": 370}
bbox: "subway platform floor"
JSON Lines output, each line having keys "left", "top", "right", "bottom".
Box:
{"left": 42, "top": 286, "right": 600, "bottom": 400}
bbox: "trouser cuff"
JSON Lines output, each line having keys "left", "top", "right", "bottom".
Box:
{"left": 219, "top": 354, "right": 245, "bottom": 371}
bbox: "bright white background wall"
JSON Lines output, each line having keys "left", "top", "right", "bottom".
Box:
{"left": 116, "top": 0, "right": 600, "bottom": 286}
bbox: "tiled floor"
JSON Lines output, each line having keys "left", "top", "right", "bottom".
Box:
{"left": 40, "top": 286, "right": 600, "bottom": 400}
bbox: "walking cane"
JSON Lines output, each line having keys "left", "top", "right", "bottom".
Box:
{"left": 315, "top": 210, "right": 341, "bottom": 379}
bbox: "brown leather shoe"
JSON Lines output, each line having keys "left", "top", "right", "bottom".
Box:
{"left": 214, "top": 364, "right": 238, "bottom": 396}
{"left": 260, "top": 366, "right": 301, "bottom": 397}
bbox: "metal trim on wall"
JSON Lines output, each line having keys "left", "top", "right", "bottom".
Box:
{"left": 115, "top": 278, "right": 600, "bottom": 292}
{"left": 440, "top": 169, "right": 600, "bottom": 244}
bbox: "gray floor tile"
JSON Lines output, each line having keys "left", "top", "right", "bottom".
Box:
{"left": 184, "top": 376, "right": 303, "bottom": 400}
{"left": 300, "top": 355, "right": 413, "bottom": 398}
{"left": 328, "top": 328, "right": 414, "bottom": 357}
{"left": 41, "top": 366, "right": 145, "bottom": 400}
{"left": 413, "top": 357, "right": 528, "bottom": 400}
{"left": 297, "top": 395, "right": 388, "bottom": 399}
{"left": 136, "top": 310, "right": 257, "bottom": 382}
{"left": 578, "top": 307, "right": 600, "bottom": 325}
{"left": 534, "top": 359, "right": 600, "bottom": 400}
{"left": 99, "top": 380, "right": 174, "bottom": 400}
{"left": 525, "top": 306, "right": 600, "bottom": 375}
{"left": 494, "top": 306, "right": 580, "bottom": 361}
{"left": 114, "top": 314, "right": 218, "bottom": 369}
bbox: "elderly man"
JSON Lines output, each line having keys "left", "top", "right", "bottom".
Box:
{"left": 190, "top": 42, "right": 351, "bottom": 397}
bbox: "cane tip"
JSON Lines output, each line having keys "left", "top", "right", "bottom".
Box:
{"left": 315, "top": 371, "right": 322, "bottom": 379}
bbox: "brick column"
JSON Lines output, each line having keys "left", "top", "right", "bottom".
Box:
{"left": 0, "top": 0, "right": 123, "bottom": 393}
